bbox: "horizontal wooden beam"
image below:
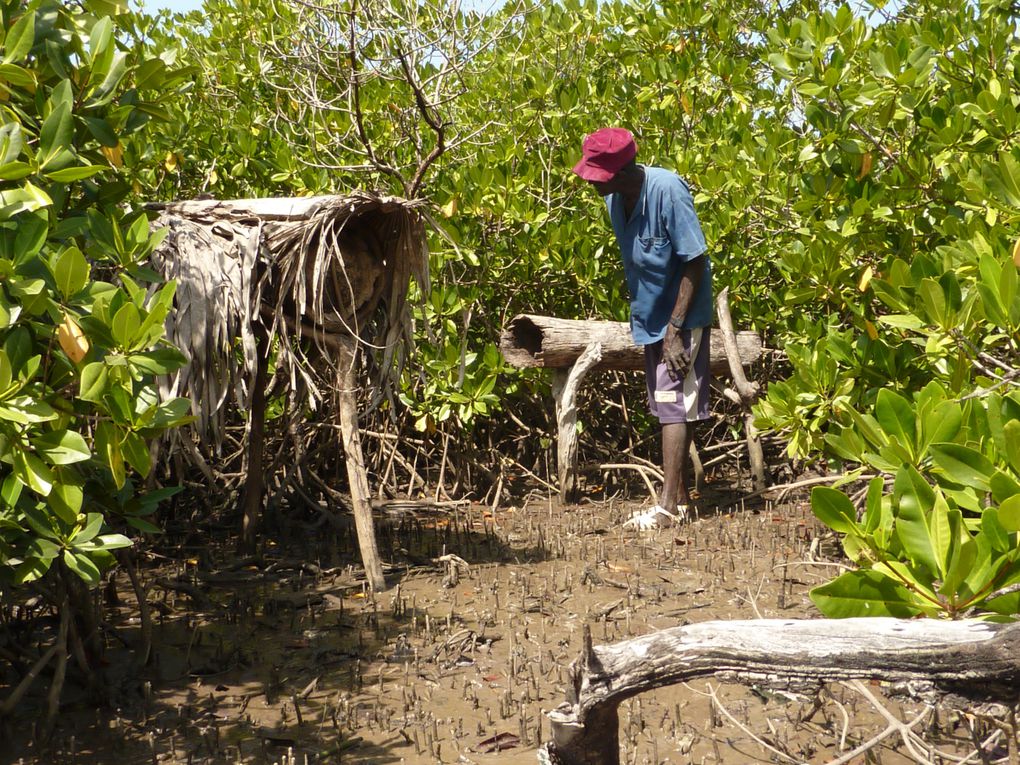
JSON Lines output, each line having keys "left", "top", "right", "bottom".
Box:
{"left": 500, "top": 314, "right": 761, "bottom": 374}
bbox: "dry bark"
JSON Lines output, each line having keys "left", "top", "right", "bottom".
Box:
{"left": 715, "top": 287, "right": 765, "bottom": 491}
{"left": 546, "top": 618, "right": 1020, "bottom": 765}
{"left": 500, "top": 314, "right": 761, "bottom": 373}
{"left": 337, "top": 339, "right": 386, "bottom": 592}
{"left": 551, "top": 343, "right": 603, "bottom": 503}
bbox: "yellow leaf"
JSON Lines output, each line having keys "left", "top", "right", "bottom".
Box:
{"left": 681, "top": 93, "right": 692, "bottom": 115}
{"left": 164, "top": 152, "right": 177, "bottom": 172}
{"left": 858, "top": 265, "right": 873, "bottom": 292}
{"left": 57, "top": 313, "right": 89, "bottom": 364}
{"left": 102, "top": 143, "right": 123, "bottom": 168}
{"left": 864, "top": 320, "right": 878, "bottom": 341}
{"left": 207, "top": 168, "right": 218, "bottom": 186}
{"left": 441, "top": 198, "right": 457, "bottom": 218}
{"left": 857, "top": 151, "right": 873, "bottom": 180}
{"left": 1013, "top": 236, "right": 1020, "bottom": 267}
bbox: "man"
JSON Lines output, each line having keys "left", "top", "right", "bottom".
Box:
{"left": 572, "top": 127, "right": 712, "bottom": 529}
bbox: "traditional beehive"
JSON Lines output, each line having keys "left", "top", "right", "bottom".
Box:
{"left": 149, "top": 192, "right": 428, "bottom": 590}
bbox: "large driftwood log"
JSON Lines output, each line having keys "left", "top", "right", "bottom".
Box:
{"left": 546, "top": 618, "right": 1020, "bottom": 765}
{"left": 500, "top": 315, "right": 761, "bottom": 374}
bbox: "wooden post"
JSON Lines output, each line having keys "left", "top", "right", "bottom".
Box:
{"left": 240, "top": 323, "right": 269, "bottom": 553}
{"left": 546, "top": 618, "right": 1020, "bottom": 765}
{"left": 336, "top": 338, "right": 386, "bottom": 592}
{"left": 550, "top": 342, "right": 603, "bottom": 504}
{"left": 715, "top": 288, "right": 766, "bottom": 492}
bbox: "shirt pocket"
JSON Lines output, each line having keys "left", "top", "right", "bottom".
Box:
{"left": 636, "top": 236, "right": 673, "bottom": 276}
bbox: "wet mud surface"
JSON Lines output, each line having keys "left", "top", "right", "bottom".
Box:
{"left": 3, "top": 492, "right": 1005, "bottom": 764}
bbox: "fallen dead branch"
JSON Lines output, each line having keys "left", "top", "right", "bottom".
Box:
{"left": 544, "top": 618, "right": 1020, "bottom": 765}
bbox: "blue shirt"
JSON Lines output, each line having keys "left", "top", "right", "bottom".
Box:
{"left": 606, "top": 166, "right": 711, "bottom": 344}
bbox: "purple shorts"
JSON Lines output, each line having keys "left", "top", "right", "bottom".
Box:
{"left": 643, "top": 328, "right": 711, "bottom": 424}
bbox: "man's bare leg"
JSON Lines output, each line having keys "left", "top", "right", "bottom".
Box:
{"left": 660, "top": 421, "right": 694, "bottom": 510}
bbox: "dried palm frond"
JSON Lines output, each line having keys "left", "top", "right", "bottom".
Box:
{"left": 149, "top": 192, "right": 428, "bottom": 455}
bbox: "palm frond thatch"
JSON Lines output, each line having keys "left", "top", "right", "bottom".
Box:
{"left": 150, "top": 191, "right": 429, "bottom": 452}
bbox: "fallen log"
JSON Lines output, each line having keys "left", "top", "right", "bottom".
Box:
{"left": 499, "top": 314, "right": 762, "bottom": 374}
{"left": 545, "top": 618, "right": 1020, "bottom": 765}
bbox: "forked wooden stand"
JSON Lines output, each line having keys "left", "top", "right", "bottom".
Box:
{"left": 499, "top": 288, "right": 764, "bottom": 503}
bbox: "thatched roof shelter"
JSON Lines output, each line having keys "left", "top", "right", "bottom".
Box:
{"left": 149, "top": 192, "right": 429, "bottom": 590}
{"left": 151, "top": 193, "right": 428, "bottom": 444}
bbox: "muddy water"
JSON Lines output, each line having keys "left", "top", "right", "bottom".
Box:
{"left": 5, "top": 495, "right": 983, "bottom": 764}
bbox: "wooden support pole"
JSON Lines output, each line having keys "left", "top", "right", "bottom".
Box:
{"left": 546, "top": 618, "right": 1020, "bottom": 765}
{"left": 550, "top": 342, "right": 603, "bottom": 504}
{"left": 336, "top": 339, "right": 387, "bottom": 592}
{"left": 715, "top": 288, "right": 766, "bottom": 492}
{"left": 240, "top": 322, "right": 269, "bottom": 553}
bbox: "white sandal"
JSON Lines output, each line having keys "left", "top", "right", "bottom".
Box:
{"left": 623, "top": 505, "right": 680, "bottom": 530}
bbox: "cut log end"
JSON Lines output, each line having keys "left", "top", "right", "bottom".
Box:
{"left": 500, "top": 315, "right": 546, "bottom": 369}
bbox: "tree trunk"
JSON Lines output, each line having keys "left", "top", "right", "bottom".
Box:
{"left": 547, "top": 618, "right": 1020, "bottom": 765}
{"left": 500, "top": 314, "right": 761, "bottom": 373}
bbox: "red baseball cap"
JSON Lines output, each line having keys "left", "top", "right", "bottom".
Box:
{"left": 572, "top": 127, "right": 638, "bottom": 182}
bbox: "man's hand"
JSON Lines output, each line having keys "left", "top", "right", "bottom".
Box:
{"left": 663, "top": 328, "right": 690, "bottom": 381}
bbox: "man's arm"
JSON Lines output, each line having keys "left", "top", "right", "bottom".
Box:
{"left": 663, "top": 254, "right": 706, "bottom": 381}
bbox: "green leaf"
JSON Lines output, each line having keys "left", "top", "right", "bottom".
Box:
{"left": 893, "top": 464, "right": 939, "bottom": 574}
{"left": 13, "top": 557, "right": 51, "bottom": 583}
{"left": 38, "top": 101, "right": 73, "bottom": 170}
{"left": 811, "top": 486, "right": 859, "bottom": 534}
{"left": 79, "top": 362, "right": 108, "bottom": 403}
{"left": 44, "top": 165, "right": 107, "bottom": 183}
{"left": 63, "top": 549, "right": 100, "bottom": 585}
{"left": 877, "top": 314, "right": 924, "bottom": 329}
{"left": 0, "top": 396, "right": 58, "bottom": 424}
{"left": 981, "top": 507, "right": 1012, "bottom": 551}
{"left": 810, "top": 569, "right": 925, "bottom": 618}
{"left": 31, "top": 429, "right": 90, "bottom": 465}
{"left": 930, "top": 443, "right": 995, "bottom": 491}
{"left": 110, "top": 302, "right": 140, "bottom": 348}
{"left": 1004, "top": 421, "right": 1020, "bottom": 474}
{"left": 929, "top": 490, "right": 952, "bottom": 578}
{"left": 12, "top": 449, "right": 53, "bottom": 496}
{"left": 862, "top": 476, "right": 888, "bottom": 533}
{"left": 126, "top": 516, "right": 161, "bottom": 534}
{"left": 79, "top": 532, "right": 132, "bottom": 551}
{"left": 51, "top": 246, "right": 90, "bottom": 299}
{"left": 3, "top": 11, "right": 36, "bottom": 65}
{"left": 0, "top": 122, "right": 24, "bottom": 165}
{"left": 0, "top": 63, "right": 35, "bottom": 88}
{"left": 874, "top": 389, "right": 916, "bottom": 461}
{"left": 94, "top": 421, "right": 125, "bottom": 489}
{"left": 128, "top": 347, "right": 186, "bottom": 375}
{"left": 74, "top": 512, "right": 104, "bottom": 544}
{"left": 989, "top": 470, "right": 1020, "bottom": 505}
{"left": 121, "top": 431, "right": 150, "bottom": 477}
{"left": 1, "top": 472, "right": 23, "bottom": 506}
{"left": 940, "top": 510, "right": 975, "bottom": 599}
{"left": 999, "top": 495, "right": 1020, "bottom": 532}
{"left": 48, "top": 481, "right": 82, "bottom": 525}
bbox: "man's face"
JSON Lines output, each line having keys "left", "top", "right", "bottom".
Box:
{"left": 589, "top": 171, "right": 626, "bottom": 197}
